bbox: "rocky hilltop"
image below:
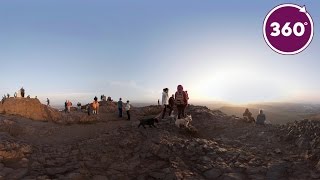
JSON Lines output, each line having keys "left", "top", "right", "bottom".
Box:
{"left": 0, "top": 99, "right": 319, "bottom": 179}
{"left": 0, "top": 98, "right": 61, "bottom": 121}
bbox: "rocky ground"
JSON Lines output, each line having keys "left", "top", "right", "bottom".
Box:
{"left": 0, "top": 100, "right": 319, "bottom": 179}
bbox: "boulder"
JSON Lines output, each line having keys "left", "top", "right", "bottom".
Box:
{"left": 203, "top": 168, "right": 222, "bottom": 179}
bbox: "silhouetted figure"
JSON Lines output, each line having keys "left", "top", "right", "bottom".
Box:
{"left": 94, "top": 96, "right": 98, "bottom": 102}
{"left": 126, "top": 100, "right": 131, "bottom": 120}
{"left": 20, "top": 87, "right": 25, "bottom": 98}
{"left": 161, "top": 88, "right": 169, "bottom": 119}
{"left": 243, "top": 108, "right": 255, "bottom": 123}
{"left": 256, "top": 110, "right": 266, "bottom": 125}
{"left": 7, "top": 94, "right": 9, "bottom": 98}
{"left": 184, "top": 90, "right": 189, "bottom": 116}
{"left": 158, "top": 99, "right": 160, "bottom": 106}
{"left": 87, "top": 103, "right": 92, "bottom": 116}
{"left": 77, "top": 102, "right": 82, "bottom": 111}
{"left": 118, "top": 98, "right": 123, "bottom": 118}
{"left": 47, "top": 98, "right": 50, "bottom": 106}
{"left": 64, "top": 100, "right": 68, "bottom": 113}
{"left": 168, "top": 94, "right": 175, "bottom": 116}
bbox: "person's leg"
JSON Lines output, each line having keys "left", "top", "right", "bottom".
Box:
{"left": 177, "top": 105, "right": 182, "bottom": 119}
{"left": 183, "top": 105, "right": 186, "bottom": 118}
{"left": 162, "top": 105, "right": 167, "bottom": 119}
{"left": 168, "top": 105, "right": 173, "bottom": 116}
{"left": 119, "top": 108, "right": 123, "bottom": 117}
{"left": 127, "top": 110, "right": 130, "bottom": 120}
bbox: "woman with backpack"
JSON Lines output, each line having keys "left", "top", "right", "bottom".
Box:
{"left": 175, "top": 85, "right": 188, "bottom": 119}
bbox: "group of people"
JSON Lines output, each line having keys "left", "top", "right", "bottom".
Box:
{"left": 64, "top": 100, "right": 73, "bottom": 113}
{"left": 63, "top": 96, "right": 99, "bottom": 115}
{"left": 243, "top": 108, "right": 267, "bottom": 125}
{"left": 117, "top": 98, "right": 131, "bottom": 120}
{"left": 161, "top": 85, "right": 189, "bottom": 120}
{"left": 2, "top": 87, "right": 27, "bottom": 103}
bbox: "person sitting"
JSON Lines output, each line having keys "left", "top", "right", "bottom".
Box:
{"left": 256, "top": 109, "right": 266, "bottom": 125}
{"left": 243, "top": 108, "right": 255, "bottom": 123}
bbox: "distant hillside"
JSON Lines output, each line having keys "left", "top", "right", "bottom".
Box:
{"left": 218, "top": 105, "right": 308, "bottom": 125}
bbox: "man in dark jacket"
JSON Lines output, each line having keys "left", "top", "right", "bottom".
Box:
{"left": 118, "top": 98, "right": 123, "bottom": 118}
{"left": 168, "top": 94, "right": 175, "bottom": 116}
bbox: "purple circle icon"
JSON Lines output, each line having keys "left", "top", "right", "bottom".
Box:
{"left": 263, "top": 4, "right": 314, "bottom": 55}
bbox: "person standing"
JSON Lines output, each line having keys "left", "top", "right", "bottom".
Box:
{"left": 47, "top": 98, "right": 50, "bottom": 106}
{"left": 64, "top": 100, "right": 68, "bottom": 113}
{"left": 168, "top": 94, "right": 175, "bottom": 116}
{"left": 92, "top": 98, "right": 99, "bottom": 115}
{"left": 118, "top": 98, "right": 123, "bottom": 118}
{"left": 125, "top": 100, "right": 131, "bottom": 120}
{"left": 92, "top": 101, "right": 97, "bottom": 114}
{"left": 161, "top": 88, "right": 169, "bottom": 119}
{"left": 77, "top": 102, "right": 82, "bottom": 111}
{"left": 20, "top": 87, "right": 25, "bottom": 98}
{"left": 67, "top": 100, "right": 72, "bottom": 113}
{"left": 87, "top": 103, "right": 92, "bottom": 116}
{"left": 175, "top": 85, "right": 188, "bottom": 119}
{"left": 158, "top": 99, "right": 160, "bottom": 106}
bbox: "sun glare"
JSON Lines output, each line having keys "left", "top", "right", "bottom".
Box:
{"left": 192, "top": 66, "right": 268, "bottom": 104}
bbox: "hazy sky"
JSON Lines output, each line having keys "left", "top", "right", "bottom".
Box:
{"left": 0, "top": 0, "right": 320, "bottom": 105}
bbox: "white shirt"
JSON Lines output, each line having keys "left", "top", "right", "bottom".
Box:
{"left": 162, "top": 92, "right": 169, "bottom": 105}
{"left": 125, "top": 103, "right": 131, "bottom": 111}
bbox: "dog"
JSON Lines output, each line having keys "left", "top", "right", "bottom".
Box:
{"left": 175, "top": 115, "right": 192, "bottom": 128}
{"left": 138, "top": 118, "right": 159, "bottom": 129}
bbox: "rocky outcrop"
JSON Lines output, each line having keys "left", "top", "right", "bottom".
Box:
{"left": 280, "top": 119, "right": 320, "bottom": 170}
{"left": 0, "top": 98, "right": 61, "bottom": 121}
{"left": 0, "top": 132, "right": 32, "bottom": 161}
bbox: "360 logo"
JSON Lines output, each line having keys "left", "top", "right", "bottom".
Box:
{"left": 263, "top": 4, "right": 314, "bottom": 55}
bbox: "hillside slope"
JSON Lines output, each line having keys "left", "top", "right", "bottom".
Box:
{"left": 0, "top": 104, "right": 319, "bottom": 179}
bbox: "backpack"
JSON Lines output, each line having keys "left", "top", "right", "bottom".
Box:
{"left": 175, "top": 91, "right": 186, "bottom": 105}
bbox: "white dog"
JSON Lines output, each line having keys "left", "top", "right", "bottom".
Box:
{"left": 175, "top": 115, "right": 192, "bottom": 128}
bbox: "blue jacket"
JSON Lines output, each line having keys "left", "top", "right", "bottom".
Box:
{"left": 118, "top": 101, "right": 123, "bottom": 108}
{"left": 256, "top": 114, "right": 266, "bottom": 125}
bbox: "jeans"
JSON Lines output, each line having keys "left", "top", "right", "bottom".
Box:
{"left": 119, "top": 108, "right": 123, "bottom": 117}
{"left": 168, "top": 105, "right": 174, "bottom": 116}
{"left": 127, "top": 110, "right": 130, "bottom": 120}
{"left": 177, "top": 105, "right": 185, "bottom": 119}
{"left": 162, "top": 105, "right": 168, "bottom": 119}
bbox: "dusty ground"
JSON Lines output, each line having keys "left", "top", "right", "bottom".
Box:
{"left": 0, "top": 105, "right": 319, "bottom": 180}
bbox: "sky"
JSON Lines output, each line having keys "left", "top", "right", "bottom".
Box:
{"left": 0, "top": 0, "right": 320, "bottom": 105}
